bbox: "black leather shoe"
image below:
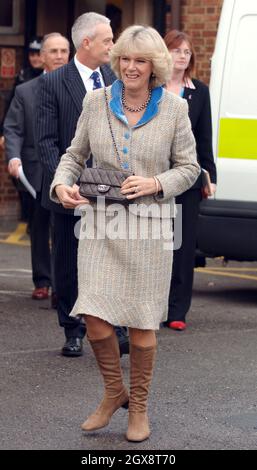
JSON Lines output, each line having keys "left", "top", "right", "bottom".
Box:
{"left": 62, "top": 337, "right": 83, "bottom": 357}
{"left": 114, "top": 326, "right": 130, "bottom": 357}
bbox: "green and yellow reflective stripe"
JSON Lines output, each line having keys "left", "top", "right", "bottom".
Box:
{"left": 218, "top": 118, "right": 257, "bottom": 159}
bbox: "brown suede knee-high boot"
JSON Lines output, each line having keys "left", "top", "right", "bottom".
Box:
{"left": 81, "top": 331, "right": 129, "bottom": 431}
{"left": 126, "top": 343, "right": 157, "bottom": 442}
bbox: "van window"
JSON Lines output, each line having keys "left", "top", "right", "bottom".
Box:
{"left": 227, "top": 15, "right": 257, "bottom": 117}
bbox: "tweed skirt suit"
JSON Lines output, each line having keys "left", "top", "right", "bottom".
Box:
{"left": 50, "top": 80, "right": 200, "bottom": 329}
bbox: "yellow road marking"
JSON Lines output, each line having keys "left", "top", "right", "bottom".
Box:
{"left": 0, "top": 223, "right": 30, "bottom": 246}
{"left": 204, "top": 267, "right": 257, "bottom": 272}
{"left": 195, "top": 268, "right": 257, "bottom": 282}
{"left": 5, "top": 222, "right": 27, "bottom": 243}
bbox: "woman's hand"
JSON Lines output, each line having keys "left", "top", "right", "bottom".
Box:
{"left": 121, "top": 175, "right": 160, "bottom": 200}
{"left": 55, "top": 184, "right": 89, "bottom": 209}
{"left": 202, "top": 182, "right": 216, "bottom": 198}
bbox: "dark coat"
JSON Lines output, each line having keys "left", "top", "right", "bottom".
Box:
{"left": 184, "top": 78, "right": 217, "bottom": 186}
{"left": 4, "top": 76, "right": 43, "bottom": 191}
{"left": 36, "top": 59, "right": 116, "bottom": 212}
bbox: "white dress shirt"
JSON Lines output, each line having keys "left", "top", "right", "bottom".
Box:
{"left": 74, "top": 55, "right": 104, "bottom": 92}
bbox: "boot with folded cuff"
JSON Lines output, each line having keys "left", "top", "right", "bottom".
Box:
{"left": 81, "top": 330, "right": 129, "bottom": 432}
{"left": 126, "top": 343, "right": 157, "bottom": 442}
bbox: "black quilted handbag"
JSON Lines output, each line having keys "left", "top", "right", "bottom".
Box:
{"left": 79, "top": 167, "right": 133, "bottom": 204}
{"left": 79, "top": 88, "right": 133, "bottom": 205}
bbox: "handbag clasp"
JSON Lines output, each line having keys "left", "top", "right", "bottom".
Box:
{"left": 97, "top": 184, "right": 110, "bottom": 193}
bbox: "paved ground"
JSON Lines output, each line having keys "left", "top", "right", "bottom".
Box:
{"left": 1, "top": 223, "right": 257, "bottom": 450}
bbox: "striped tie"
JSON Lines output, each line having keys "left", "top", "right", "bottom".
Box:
{"left": 90, "top": 71, "right": 102, "bottom": 90}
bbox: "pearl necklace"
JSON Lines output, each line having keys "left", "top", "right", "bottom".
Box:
{"left": 122, "top": 87, "right": 152, "bottom": 112}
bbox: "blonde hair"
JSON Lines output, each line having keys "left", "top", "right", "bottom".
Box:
{"left": 110, "top": 25, "right": 172, "bottom": 88}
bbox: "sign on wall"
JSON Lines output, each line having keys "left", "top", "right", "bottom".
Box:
{"left": 0, "top": 48, "right": 16, "bottom": 78}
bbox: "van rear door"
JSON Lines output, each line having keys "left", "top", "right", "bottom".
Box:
{"left": 210, "top": 0, "right": 257, "bottom": 202}
{"left": 197, "top": 0, "right": 257, "bottom": 261}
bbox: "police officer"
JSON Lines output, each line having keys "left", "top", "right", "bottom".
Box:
{"left": 15, "top": 37, "right": 44, "bottom": 86}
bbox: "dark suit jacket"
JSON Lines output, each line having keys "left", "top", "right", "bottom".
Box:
{"left": 184, "top": 78, "right": 217, "bottom": 187}
{"left": 36, "top": 59, "right": 116, "bottom": 212}
{"left": 4, "top": 76, "right": 43, "bottom": 191}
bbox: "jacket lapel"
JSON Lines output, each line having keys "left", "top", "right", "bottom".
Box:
{"left": 63, "top": 61, "right": 115, "bottom": 112}
{"left": 183, "top": 86, "right": 195, "bottom": 102}
{"left": 183, "top": 86, "right": 197, "bottom": 118}
{"left": 101, "top": 64, "right": 116, "bottom": 86}
{"left": 63, "top": 58, "right": 86, "bottom": 114}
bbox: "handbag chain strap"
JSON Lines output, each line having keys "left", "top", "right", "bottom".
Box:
{"left": 104, "top": 88, "right": 131, "bottom": 172}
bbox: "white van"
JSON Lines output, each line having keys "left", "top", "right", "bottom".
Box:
{"left": 197, "top": 0, "right": 257, "bottom": 261}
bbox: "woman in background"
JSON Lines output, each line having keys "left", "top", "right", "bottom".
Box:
{"left": 164, "top": 30, "right": 217, "bottom": 331}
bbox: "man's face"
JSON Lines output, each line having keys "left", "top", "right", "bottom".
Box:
{"left": 86, "top": 23, "right": 113, "bottom": 66}
{"left": 28, "top": 52, "right": 44, "bottom": 69}
{"left": 40, "top": 36, "right": 70, "bottom": 72}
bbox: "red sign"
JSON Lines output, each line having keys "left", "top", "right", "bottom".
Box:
{"left": 1, "top": 48, "right": 16, "bottom": 78}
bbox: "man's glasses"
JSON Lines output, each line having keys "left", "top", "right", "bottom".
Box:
{"left": 171, "top": 49, "right": 192, "bottom": 57}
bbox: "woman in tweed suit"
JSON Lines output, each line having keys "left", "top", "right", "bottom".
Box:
{"left": 50, "top": 26, "right": 200, "bottom": 442}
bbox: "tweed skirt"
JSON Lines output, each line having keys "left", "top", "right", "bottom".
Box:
{"left": 70, "top": 207, "right": 173, "bottom": 330}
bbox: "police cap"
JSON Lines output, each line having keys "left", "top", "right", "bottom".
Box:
{"left": 28, "top": 37, "right": 42, "bottom": 52}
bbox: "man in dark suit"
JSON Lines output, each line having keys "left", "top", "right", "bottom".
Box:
{"left": 4, "top": 32, "right": 70, "bottom": 302}
{"left": 36, "top": 12, "right": 129, "bottom": 357}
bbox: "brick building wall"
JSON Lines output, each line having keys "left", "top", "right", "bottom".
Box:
{"left": 166, "top": 0, "right": 223, "bottom": 85}
{"left": 0, "top": 47, "right": 24, "bottom": 219}
{"left": 0, "top": 148, "right": 20, "bottom": 219}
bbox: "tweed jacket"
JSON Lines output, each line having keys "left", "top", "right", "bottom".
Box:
{"left": 50, "top": 80, "right": 200, "bottom": 218}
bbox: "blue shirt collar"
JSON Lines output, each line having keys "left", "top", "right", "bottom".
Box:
{"left": 109, "top": 79, "right": 164, "bottom": 128}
